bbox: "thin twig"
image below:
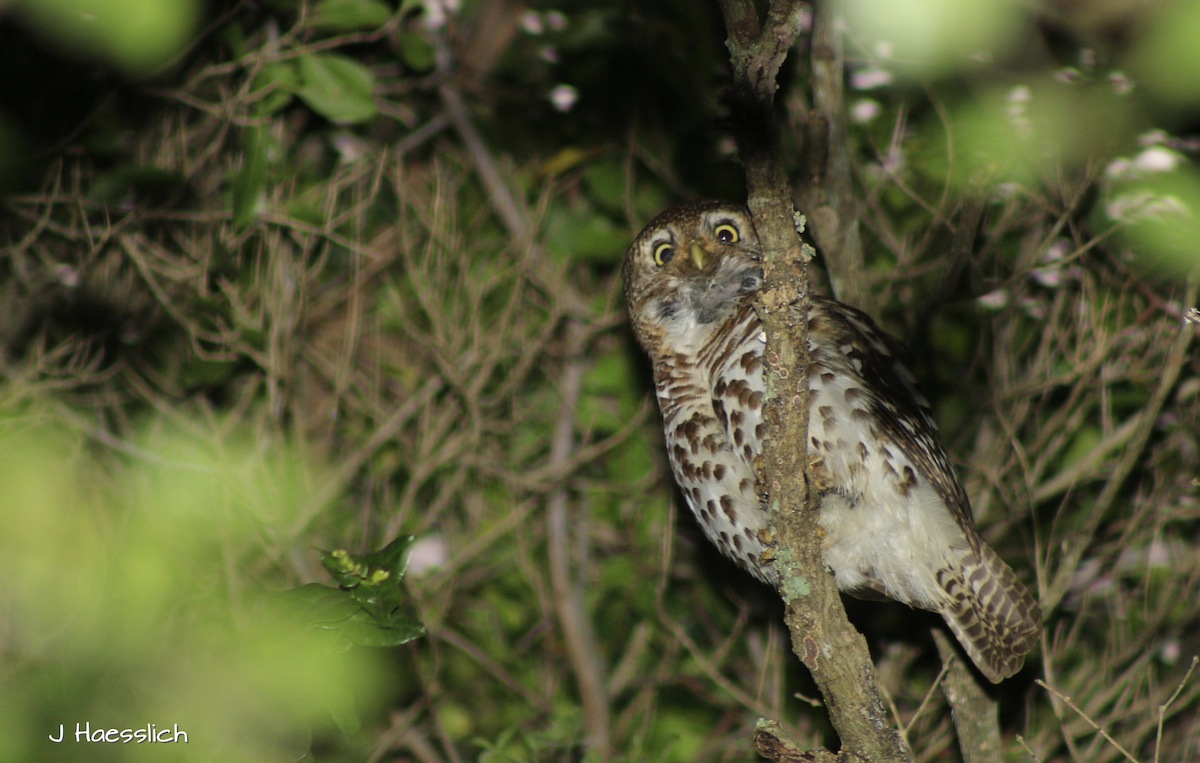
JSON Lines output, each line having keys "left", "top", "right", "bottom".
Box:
{"left": 1036, "top": 679, "right": 1140, "bottom": 763}
{"left": 426, "top": 23, "right": 614, "bottom": 752}
{"left": 1015, "top": 734, "right": 1042, "bottom": 762}
{"left": 1043, "top": 278, "right": 1198, "bottom": 611}
{"left": 546, "top": 319, "right": 612, "bottom": 758}
{"left": 797, "top": 0, "right": 869, "bottom": 310}
{"left": 1154, "top": 656, "right": 1199, "bottom": 763}
{"left": 433, "top": 626, "right": 545, "bottom": 707}
{"left": 438, "top": 84, "right": 526, "bottom": 241}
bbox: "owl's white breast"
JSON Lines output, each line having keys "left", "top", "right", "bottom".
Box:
{"left": 653, "top": 296, "right": 969, "bottom": 608}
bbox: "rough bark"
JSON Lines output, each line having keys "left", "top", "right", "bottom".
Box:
{"left": 717, "top": 1, "right": 911, "bottom": 760}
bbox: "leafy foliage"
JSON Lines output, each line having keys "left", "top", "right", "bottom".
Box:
{"left": 281, "top": 537, "right": 427, "bottom": 650}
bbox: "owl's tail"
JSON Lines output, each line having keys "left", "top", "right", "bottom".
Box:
{"left": 938, "top": 542, "right": 1042, "bottom": 683}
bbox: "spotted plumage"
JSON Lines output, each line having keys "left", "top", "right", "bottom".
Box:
{"left": 623, "top": 201, "right": 1041, "bottom": 683}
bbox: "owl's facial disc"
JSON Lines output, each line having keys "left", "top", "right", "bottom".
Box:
{"left": 623, "top": 202, "right": 764, "bottom": 352}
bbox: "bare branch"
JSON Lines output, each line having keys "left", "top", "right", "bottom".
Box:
{"left": 795, "top": 1, "right": 870, "bottom": 310}
{"left": 718, "top": 0, "right": 911, "bottom": 760}
{"left": 547, "top": 322, "right": 612, "bottom": 758}
{"left": 932, "top": 629, "right": 1001, "bottom": 763}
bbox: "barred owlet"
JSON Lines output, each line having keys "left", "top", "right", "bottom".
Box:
{"left": 623, "top": 201, "right": 1041, "bottom": 683}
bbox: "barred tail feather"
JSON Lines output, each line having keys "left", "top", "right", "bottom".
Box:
{"left": 939, "top": 542, "right": 1042, "bottom": 683}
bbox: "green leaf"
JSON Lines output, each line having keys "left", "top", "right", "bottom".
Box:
{"left": 295, "top": 53, "right": 377, "bottom": 124}
{"left": 582, "top": 159, "right": 626, "bottom": 215}
{"left": 320, "top": 534, "right": 415, "bottom": 587}
{"left": 1130, "top": 1, "right": 1200, "bottom": 108}
{"left": 1112, "top": 169, "right": 1200, "bottom": 275}
{"left": 310, "top": 0, "right": 392, "bottom": 32}
{"left": 1059, "top": 425, "right": 1101, "bottom": 472}
{"left": 397, "top": 29, "right": 435, "bottom": 71}
{"left": 252, "top": 61, "right": 298, "bottom": 115}
{"left": 346, "top": 609, "right": 426, "bottom": 647}
{"left": 277, "top": 584, "right": 423, "bottom": 651}
{"left": 286, "top": 536, "right": 428, "bottom": 648}
{"left": 231, "top": 126, "right": 270, "bottom": 225}
{"left": 180, "top": 358, "right": 238, "bottom": 390}
{"left": 544, "top": 202, "right": 627, "bottom": 264}
{"left": 218, "top": 20, "right": 248, "bottom": 59}
{"left": 577, "top": 347, "right": 640, "bottom": 433}
{"left": 15, "top": 0, "right": 201, "bottom": 75}
{"left": 286, "top": 182, "right": 332, "bottom": 226}
{"left": 608, "top": 438, "right": 655, "bottom": 484}
{"left": 283, "top": 583, "right": 364, "bottom": 629}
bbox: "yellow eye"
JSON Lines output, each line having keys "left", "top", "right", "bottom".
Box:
{"left": 653, "top": 242, "right": 675, "bottom": 266}
{"left": 714, "top": 223, "right": 740, "bottom": 244}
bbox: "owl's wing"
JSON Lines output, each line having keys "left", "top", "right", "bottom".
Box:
{"left": 815, "top": 298, "right": 1042, "bottom": 682}
{"left": 813, "top": 297, "right": 981, "bottom": 554}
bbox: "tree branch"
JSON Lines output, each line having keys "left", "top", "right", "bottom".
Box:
{"left": 718, "top": 1, "right": 911, "bottom": 760}
{"left": 794, "top": 0, "right": 869, "bottom": 310}
{"left": 546, "top": 320, "right": 612, "bottom": 758}
{"left": 931, "top": 629, "right": 1002, "bottom": 763}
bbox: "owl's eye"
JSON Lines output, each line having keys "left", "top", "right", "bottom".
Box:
{"left": 653, "top": 242, "right": 675, "bottom": 266}
{"left": 714, "top": 223, "right": 740, "bottom": 244}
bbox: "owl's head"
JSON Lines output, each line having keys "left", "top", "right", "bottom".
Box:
{"left": 623, "top": 201, "right": 763, "bottom": 356}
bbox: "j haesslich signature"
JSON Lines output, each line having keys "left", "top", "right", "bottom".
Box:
{"left": 50, "top": 722, "right": 188, "bottom": 744}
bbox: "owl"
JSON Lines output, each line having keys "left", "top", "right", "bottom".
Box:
{"left": 623, "top": 200, "right": 1041, "bottom": 683}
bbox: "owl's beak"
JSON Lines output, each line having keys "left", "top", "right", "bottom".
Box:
{"left": 689, "top": 242, "right": 709, "bottom": 270}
